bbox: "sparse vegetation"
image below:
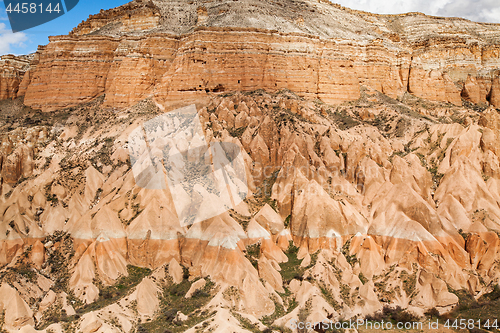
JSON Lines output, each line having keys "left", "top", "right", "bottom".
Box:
{"left": 329, "top": 109, "right": 360, "bottom": 130}
{"left": 359, "top": 272, "right": 368, "bottom": 285}
{"left": 400, "top": 269, "right": 417, "bottom": 298}
{"left": 340, "top": 283, "right": 352, "bottom": 306}
{"left": 233, "top": 310, "right": 286, "bottom": 333}
{"left": 141, "top": 273, "right": 216, "bottom": 333}
{"left": 319, "top": 284, "right": 341, "bottom": 311}
{"left": 458, "top": 228, "right": 470, "bottom": 242}
{"left": 424, "top": 307, "right": 440, "bottom": 318}
{"left": 444, "top": 285, "right": 500, "bottom": 328}
{"left": 73, "top": 265, "right": 151, "bottom": 317}
{"left": 280, "top": 242, "right": 306, "bottom": 282}
{"left": 245, "top": 242, "right": 261, "bottom": 269}
{"left": 228, "top": 126, "right": 247, "bottom": 138}
{"left": 261, "top": 295, "right": 289, "bottom": 327}
{"left": 284, "top": 215, "right": 291, "bottom": 228}
{"left": 0, "top": 310, "right": 7, "bottom": 333}
{"left": 365, "top": 305, "right": 421, "bottom": 324}
{"left": 341, "top": 238, "right": 358, "bottom": 266}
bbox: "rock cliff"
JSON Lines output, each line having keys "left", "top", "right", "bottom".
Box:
{"left": 7, "top": 0, "right": 500, "bottom": 111}
{"left": 1, "top": 0, "right": 500, "bottom": 332}
{"left": 0, "top": 55, "right": 30, "bottom": 100}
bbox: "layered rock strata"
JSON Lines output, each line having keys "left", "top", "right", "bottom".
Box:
{"left": 6, "top": 0, "right": 500, "bottom": 111}
{"left": 0, "top": 54, "right": 30, "bottom": 100}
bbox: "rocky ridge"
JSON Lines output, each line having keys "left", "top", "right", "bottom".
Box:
{"left": 0, "top": 55, "right": 31, "bottom": 100}
{"left": 0, "top": 87, "right": 500, "bottom": 332}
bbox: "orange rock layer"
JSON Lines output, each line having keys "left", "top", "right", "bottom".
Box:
{"left": 0, "top": 55, "right": 30, "bottom": 100}
{"left": 15, "top": 27, "right": 500, "bottom": 111}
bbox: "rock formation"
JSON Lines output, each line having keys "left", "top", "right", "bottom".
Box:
{"left": 0, "top": 54, "right": 30, "bottom": 100}
{"left": 5, "top": 0, "right": 498, "bottom": 111}
{"left": 1, "top": 0, "right": 500, "bottom": 332}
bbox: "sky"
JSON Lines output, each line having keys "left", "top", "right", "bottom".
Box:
{"left": 334, "top": 0, "right": 500, "bottom": 23}
{"left": 0, "top": 0, "right": 499, "bottom": 56}
{"left": 0, "top": 0, "right": 129, "bottom": 55}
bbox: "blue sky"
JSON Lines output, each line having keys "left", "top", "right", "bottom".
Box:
{"left": 1, "top": 0, "right": 499, "bottom": 56}
{"left": 0, "top": 0, "right": 129, "bottom": 55}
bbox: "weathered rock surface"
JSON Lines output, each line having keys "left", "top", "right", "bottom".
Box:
{"left": 2, "top": 87, "right": 500, "bottom": 331}
{"left": 0, "top": 55, "right": 30, "bottom": 100}
{"left": 5, "top": 0, "right": 499, "bottom": 111}
{"left": 1, "top": 0, "right": 500, "bottom": 332}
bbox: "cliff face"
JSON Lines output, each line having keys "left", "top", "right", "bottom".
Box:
{"left": 24, "top": 30, "right": 407, "bottom": 110}
{"left": 70, "top": 0, "right": 160, "bottom": 36}
{"left": 12, "top": 0, "right": 500, "bottom": 111}
{"left": 0, "top": 55, "right": 30, "bottom": 100}
{"left": 2, "top": 1, "right": 500, "bottom": 332}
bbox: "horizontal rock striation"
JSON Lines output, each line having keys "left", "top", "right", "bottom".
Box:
{"left": 0, "top": 55, "right": 30, "bottom": 100}
{"left": 9, "top": 0, "right": 500, "bottom": 111}
{"left": 70, "top": 0, "right": 160, "bottom": 36}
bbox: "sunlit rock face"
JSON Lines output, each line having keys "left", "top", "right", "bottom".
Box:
{"left": 10, "top": 0, "right": 500, "bottom": 111}
{"left": 1, "top": 0, "right": 500, "bottom": 332}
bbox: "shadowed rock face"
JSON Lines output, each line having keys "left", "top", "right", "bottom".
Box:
{"left": 1, "top": 1, "right": 500, "bottom": 332}
{"left": 0, "top": 55, "right": 31, "bottom": 100}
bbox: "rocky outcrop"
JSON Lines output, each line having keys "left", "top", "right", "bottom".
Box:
{"left": 0, "top": 127, "right": 48, "bottom": 185}
{"left": 0, "top": 55, "right": 30, "bottom": 100}
{"left": 0, "top": 283, "right": 34, "bottom": 329}
{"left": 70, "top": 0, "right": 161, "bottom": 36}
{"left": 462, "top": 75, "right": 485, "bottom": 104}
{"left": 8, "top": 0, "right": 500, "bottom": 111}
{"left": 408, "top": 69, "right": 461, "bottom": 105}
{"left": 490, "top": 76, "right": 500, "bottom": 107}
{"left": 23, "top": 37, "right": 120, "bottom": 111}
{"left": 1, "top": 144, "right": 34, "bottom": 184}
{"left": 2, "top": 0, "right": 500, "bottom": 331}
{"left": 2, "top": 87, "right": 500, "bottom": 331}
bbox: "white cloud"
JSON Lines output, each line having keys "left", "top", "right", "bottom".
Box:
{"left": 480, "top": 7, "right": 500, "bottom": 23}
{"left": 333, "top": 0, "right": 500, "bottom": 23}
{"left": 0, "top": 22, "right": 27, "bottom": 55}
{"left": 333, "top": 0, "right": 450, "bottom": 16}
{"left": 435, "top": 0, "right": 500, "bottom": 22}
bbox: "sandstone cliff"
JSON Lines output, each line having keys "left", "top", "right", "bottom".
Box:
{"left": 0, "top": 54, "right": 30, "bottom": 100}
{"left": 1, "top": 0, "right": 500, "bottom": 332}
{"left": 7, "top": 0, "right": 500, "bottom": 111}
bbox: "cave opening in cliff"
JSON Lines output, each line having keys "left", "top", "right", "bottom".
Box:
{"left": 212, "top": 84, "right": 225, "bottom": 92}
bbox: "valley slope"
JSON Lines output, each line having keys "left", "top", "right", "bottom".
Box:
{"left": 0, "top": 1, "right": 500, "bottom": 332}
